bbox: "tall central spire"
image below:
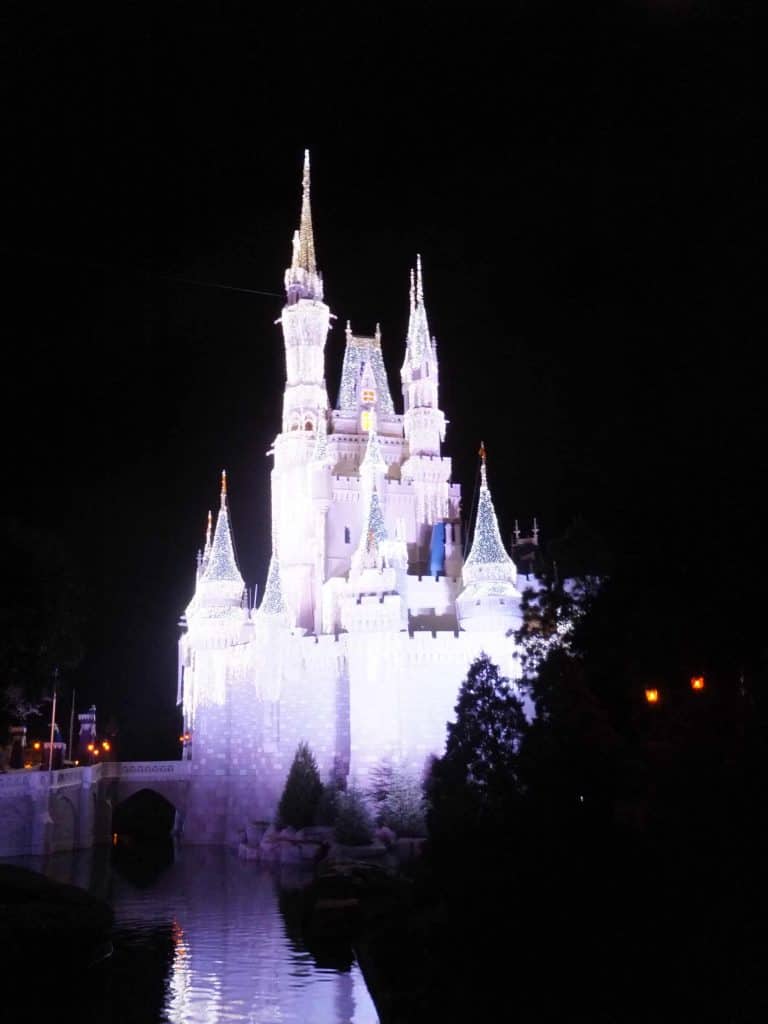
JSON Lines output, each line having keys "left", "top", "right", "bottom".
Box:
{"left": 285, "top": 150, "right": 323, "bottom": 302}
{"left": 296, "top": 149, "right": 316, "bottom": 275}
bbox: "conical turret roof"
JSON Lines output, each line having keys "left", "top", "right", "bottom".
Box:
{"left": 258, "top": 553, "right": 290, "bottom": 620}
{"left": 202, "top": 471, "right": 244, "bottom": 585}
{"left": 402, "top": 254, "right": 435, "bottom": 374}
{"left": 462, "top": 457, "right": 517, "bottom": 590}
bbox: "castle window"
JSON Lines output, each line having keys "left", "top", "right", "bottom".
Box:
{"left": 362, "top": 388, "right": 376, "bottom": 405}
{"left": 304, "top": 420, "right": 313, "bottom": 431}
{"left": 344, "top": 527, "right": 350, "bottom": 544}
{"left": 361, "top": 409, "right": 375, "bottom": 433}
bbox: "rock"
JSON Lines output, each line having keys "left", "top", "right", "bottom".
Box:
{"left": 375, "top": 826, "right": 396, "bottom": 847}
{"left": 245, "top": 820, "right": 270, "bottom": 846}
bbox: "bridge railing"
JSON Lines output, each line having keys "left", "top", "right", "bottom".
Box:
{"left": 99, "top": 761, "right": 192, "bottom": 781}
{"left": 0, "top": 759, "right": 191, "bottom": 794}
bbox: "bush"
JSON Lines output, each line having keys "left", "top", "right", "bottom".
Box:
{"left": 369, "top": 759, "right": 427, "bottom": 836}
{"left": 334, "top": 785, "right": 375, "bottom": 846}
{"left": 315, "top": 780, "right": 342, "bottom": 826}
{"left": 277, "top": 741, "right": 323, "bottom": 829}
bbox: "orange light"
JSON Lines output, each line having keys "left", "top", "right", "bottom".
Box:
{"left": 33, "top": 741, "right": 41, "bottom": 750}
{"left": 690, "top": 675, "right": 705, "bottom": 691}
{"left": 644, "top": 688, "right": 660, "bottom": 704}
{"left": 184, "top": 733, "right": 190, "bottom": 741}
{"left": 102, "top": 741, "right": 111, "bottom": 751}
{"left": 179, "top": 735, "right": 185, "bottom": 742}
{"left": 93, "top": 748, "right": 100, "bottom": 756}
{"left": 87, "top": 743, "right": 94, "bottom": 752}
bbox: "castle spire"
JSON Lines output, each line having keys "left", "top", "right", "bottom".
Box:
{"left": 203, "top": 470, "right": 244, "bottom": 584}
{"left": 402, "top": 255, "right": 433, "bottom": 373}
{"left": 295, "top": 149, "right": 316, "bottom": 275}
{"left": 258, "top": 554, "right": 290, "bottom": 620}
{"left": 199, "top": 509, "right": 213, "bottom": 576}
{"left": 462, "top": 449, "right": 517, "bottom": 589}
{"left": 284, "top": 149, "right": 323, "bottom": 302}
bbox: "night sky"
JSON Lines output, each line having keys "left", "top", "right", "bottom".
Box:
{"left": 3, "top": 4, "right": 758, "bottom": 757}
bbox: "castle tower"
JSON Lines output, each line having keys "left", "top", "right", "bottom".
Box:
{"left": 456, "top": 446, "right": 522, "bottom": 633}
{"left": 400, "top": 257, "right": 453, "bottom": 567}
{"left": 272, "top": 150, "right": 333, "bottom": 632}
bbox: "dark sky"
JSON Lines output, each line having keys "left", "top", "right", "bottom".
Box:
{"left": 2, "top": 3, "right": 759, "bottom": 757}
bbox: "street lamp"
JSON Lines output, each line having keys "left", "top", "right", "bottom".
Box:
{"left": 690, "top": 675, "right": 705, "bottom": 692}
{"left": 644, "top": 687, "right": 660, "bottom": 705}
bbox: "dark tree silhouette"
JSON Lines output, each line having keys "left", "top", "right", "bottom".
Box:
{"left": 276, "top": 741, "right": 323, "bottom": 829}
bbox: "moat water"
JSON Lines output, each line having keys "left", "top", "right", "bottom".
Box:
{"left": 4, "top": 842, "right": 379, "bottom": 1024}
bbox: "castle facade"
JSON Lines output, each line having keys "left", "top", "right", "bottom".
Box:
{"left": 178, "top": 153, "right": 525, "bottom": 844}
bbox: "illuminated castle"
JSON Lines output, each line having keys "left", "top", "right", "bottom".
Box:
{"left": 178, "top": 153, "right": 527, "bottom": 844}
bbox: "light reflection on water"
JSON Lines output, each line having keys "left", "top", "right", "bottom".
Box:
{"left": 8, "top": 845, "right": 379, "bottom": 1024}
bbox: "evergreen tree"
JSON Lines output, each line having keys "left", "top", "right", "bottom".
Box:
{"left": 276, "top": 741, "right": 323, "bottom": 829}
{"left": 426, "top": 654, "right": 528, "bottom": 841}
{"left": 334, "top": 784, "right": 375, "bottom": 845}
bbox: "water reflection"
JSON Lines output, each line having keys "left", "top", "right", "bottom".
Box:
{"left": 6, "top": 845, "right": 378, "bottom": 1024}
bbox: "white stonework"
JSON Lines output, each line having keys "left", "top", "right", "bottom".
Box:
{"left": 178, "top": 151, "right": 527, "bottom": 845}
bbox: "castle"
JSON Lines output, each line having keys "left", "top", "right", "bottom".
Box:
{"left": 178, "top": 153, "right": 528, "bottom": 844}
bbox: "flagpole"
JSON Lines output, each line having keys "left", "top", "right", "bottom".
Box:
{"left": 68, "top": 688, "right": 76, "bottom": 763}
{"left": 48, "top": 667, "right": 59, "bottom": 773}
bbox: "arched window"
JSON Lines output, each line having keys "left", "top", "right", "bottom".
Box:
{"left": 304, "top": 420, "right": 313, "bottom": 431}
{"left": 344, "top": 527, "right": 351, "bottom": 544}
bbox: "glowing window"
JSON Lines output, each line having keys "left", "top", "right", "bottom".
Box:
{"left": 362, "top": 388, "right": 376, "bottom": 405}
{"left": 361, "top": 410, "right": 376, "bottom": 433}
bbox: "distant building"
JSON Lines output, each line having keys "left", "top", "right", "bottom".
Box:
{"left": 178, "top": 153, "right": 531, "bottom": 844}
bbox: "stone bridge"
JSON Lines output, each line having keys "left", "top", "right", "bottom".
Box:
{"left": 0, "top": 760, "right": 192, "bottom": 858}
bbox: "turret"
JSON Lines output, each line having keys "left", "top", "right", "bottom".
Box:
{"left": 400, "top": 257, "right": 452, "bottom": 548}
{"left": 186, "top": 471, "right": 247, "bottom": 625}
{"left": 456, "top": 446, "right": 522, "bottom": 633}
{"left": 401, "top": 256, "right": 443, "bottom": 450}
{"left": 273, "top": 151, "right": 334, "bottom": 632}
{"left": 337, "top": 322, "right": 396, "bottom": 443}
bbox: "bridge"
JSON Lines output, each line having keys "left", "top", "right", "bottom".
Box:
{"left": 0, "top": 761, "right": 191, "bottom": 858}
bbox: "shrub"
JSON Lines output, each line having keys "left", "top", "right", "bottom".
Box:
{"left": 368, "top": 759, "right": 427, "bottom": 836}
{"left": 277, "top": 741, "right": 323, "bottom": 829}
{"left": 334, "top": 785, "right": 375, "bottom": 846}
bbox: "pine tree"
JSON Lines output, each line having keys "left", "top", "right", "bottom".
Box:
{"left": 426, "top": 654, "right": 528, "bottom": 840}
{"left": 443, "top": 653, "right": 528, "bottom": 791}
{"left": 276, "top": 741, "right": 323, "bottom": 829}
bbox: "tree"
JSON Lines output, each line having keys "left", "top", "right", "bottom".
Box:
{"left": 276, "top": 741, "right": 323, "bottom": 829}
{"left": 426, "top": 654, "right": 528, "bottom": 842}
{"left": 334, "top": 784, "right": 375, "bottom": 845}
{"left": 368, "top": 757, "right": 427, "bottom": 836}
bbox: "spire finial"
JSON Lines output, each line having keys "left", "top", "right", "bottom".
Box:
{"left": 416, "top": 253, "right": 424, "bottom": 305}
{"left": 478, "top": 441, "right": 487, "bottom": 486}
{"left": 346, "top": 319, "right": 352, "bottom": 335}
{"left": 220, "top": 469, "right": 228, "bottom": 507}
{"left": 409, "top": 268, "right": 415, "bottom": 311}
{"left": 206, "top": 510, "right": 213, "bottom": 546}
